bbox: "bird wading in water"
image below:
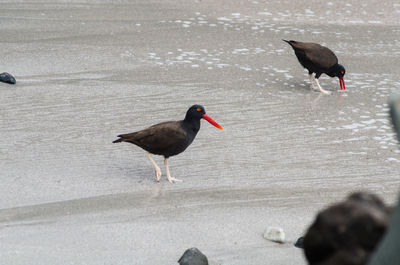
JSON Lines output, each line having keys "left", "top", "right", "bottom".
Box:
{"left": 283, "top": 40, "right": 346, "bottom": 95}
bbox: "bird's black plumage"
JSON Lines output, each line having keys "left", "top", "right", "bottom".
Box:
{"left": 283, "top": 40, "right": 346, "bottom": 92}
{"left": 113, "top": 105, "right": 213, "bottom": 158}
{"left": 113, "top": 105, "right": 222, "bottom": 183}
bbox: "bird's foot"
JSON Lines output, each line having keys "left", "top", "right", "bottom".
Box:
{"left": 321, "top": 89, "right": 332, "bottom": 95}
{"left": 314, "top": 79, "right": 331, "bottom": 95}
{"left": 154, "top": 168, "right": 162, "bottom": 182}
{"left": 167, "top": 176, "right": 183, "bottom": 183}
{"left": 311, "top": 86, "right": 319, "bottom": 92}
{"left": 313, "top": 84, "right": 332, "bottom": 95}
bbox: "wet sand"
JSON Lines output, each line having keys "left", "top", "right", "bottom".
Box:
{"left": 1, "top": 1, "right": 400, "bottom": 264}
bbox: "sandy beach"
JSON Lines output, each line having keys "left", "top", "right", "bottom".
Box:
{"left": 1, "top": 1, "right": 400, "bottom": 264}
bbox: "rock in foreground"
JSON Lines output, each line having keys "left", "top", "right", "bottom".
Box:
{"left": 303, "top": 192, "right": 391, "bottom": 265}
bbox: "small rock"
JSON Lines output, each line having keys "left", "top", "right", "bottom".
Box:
{"left": 178, "top": 248, "right": 208, "bottom": 265}
{"left": 263, "top": 227, "right": 285, "bottom": 243}
{"left": 0, "top": 72, "right": 16, "bottom": 84}
{"left": 294, "top": 236, "right": 304, "bottom": 248}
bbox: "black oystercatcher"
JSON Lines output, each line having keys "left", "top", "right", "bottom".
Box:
{"left": 283, "top": 40, "right": 346, "bottom": 95}
{"left": 113, "top": 105, "right": 223, "bottom": 183}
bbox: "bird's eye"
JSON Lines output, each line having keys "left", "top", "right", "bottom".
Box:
{"left": 196, "top": 108, "right": 202, "bottom": 112}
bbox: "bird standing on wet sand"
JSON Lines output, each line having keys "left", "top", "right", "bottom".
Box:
{"left": 113, "top": 105, "right": 223, "bottom": 183}
{"left": 283, "top": 40, "right": 346, "bottom": 95}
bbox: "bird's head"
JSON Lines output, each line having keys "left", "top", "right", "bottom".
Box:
{"left": 336, "top": 64, "right": 346, "bottom": 78}
{"left": 335, "top": 64, "right": 346, "bottom": 90}
{"left": 185, "top": 105, "right": 223, "bottom": 130}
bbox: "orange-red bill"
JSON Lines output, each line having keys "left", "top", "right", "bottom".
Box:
{"left": 202, "top": 114, "right": 223, "bottom": 130}
{"left": 340, "top": 77, "right": 346, "bottom": 90}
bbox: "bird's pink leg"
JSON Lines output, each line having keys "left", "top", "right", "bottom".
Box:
{"left": 315, "top": 78, "right": 332, "bottom": 95}
{"left": 147, "top": 152, "right": 162, "bottom": 181}
{"left": 309, "top": 74, "right": 317, "bottom": 91}
{"left": 164, "top": 158, "right": 182, "bottom": 183}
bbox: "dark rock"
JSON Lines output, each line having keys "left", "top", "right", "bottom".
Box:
{"left": 303, "top": 192, "right": 390, "bottom": 265}
{"left": 294, "top": 236, "right": 304, "bottom": 248}
{"left": 0, "top": 72, "right": 16, "bottom": 84}
{"left": 178, "top": 248, "right": 208, "bottom": 265}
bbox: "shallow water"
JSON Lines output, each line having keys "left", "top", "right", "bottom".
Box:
{"left": 1, "top": 1, "right": 400, "bottom": 264}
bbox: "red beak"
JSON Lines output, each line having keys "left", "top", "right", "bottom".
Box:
{"left": 339, "top": 77, "right": 346, "bottom": 90}
{"left": 202, "top": 114, "right": 223, "bottom": 130}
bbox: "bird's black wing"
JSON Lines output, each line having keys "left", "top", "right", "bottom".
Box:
{"left": 286, "top": 40, "right": 338, "bottom": 70}
{"left": 115, "top": 121, "right": 187, "bottom": 151}
{"left": 298, "top": 42, "right": 338, "bottom": 70}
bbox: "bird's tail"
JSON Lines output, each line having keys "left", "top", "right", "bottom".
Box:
{"left": 282, "top": 39, "right": 294, "bottom": 45}
{"left": 113, "top": 138, "right": 123, "bottom": 143}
